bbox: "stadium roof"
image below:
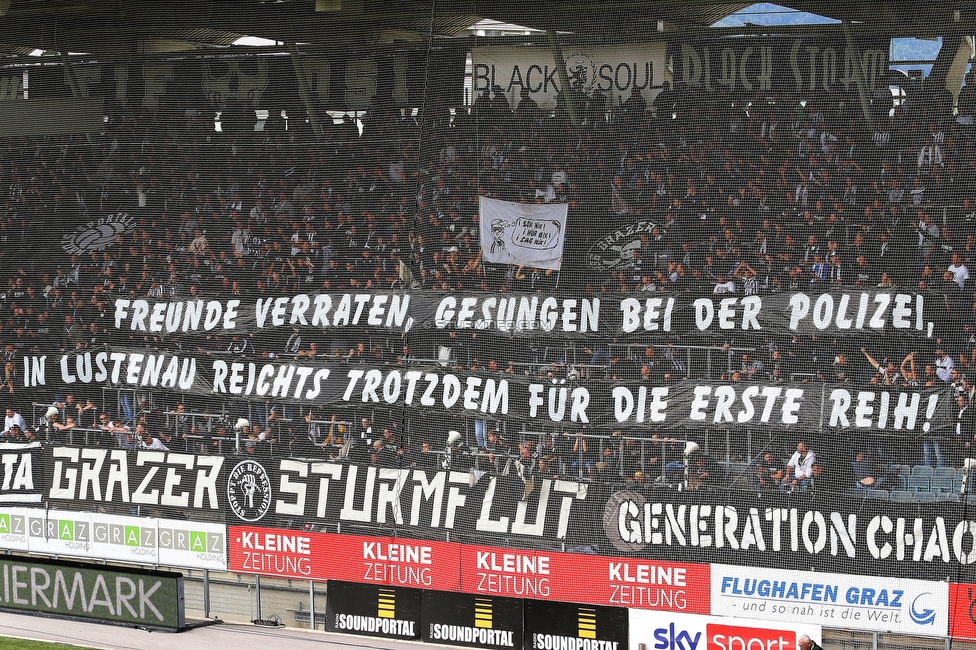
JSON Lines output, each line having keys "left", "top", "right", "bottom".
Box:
{"left": 0, "top": 0, "right": 972, "bottom": 58}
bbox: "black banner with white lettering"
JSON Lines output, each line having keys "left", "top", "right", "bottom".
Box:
{"left": 46, "top": 447, "right": 225, "bottom": 515}
{"left": 522, "top": 600, "right": 628, "bottom": 650}
{"left": 29, "top": 449, "right": 976, "bottom": 581}
{"left": 108, "top": 288, "right": 940, "bottom": 340}
{"left": 224, "top": 461, "right": 597, "bottom": 546}
{"left": 0, "top": 442, "right": 44, "bottom": 505}
{"left": 325, "top": 580, "right": 422, "bottom": 640}
{"left": 40, "top": 346, "right": 958, "bottom": 432}
{"left": 422, "top": 590, "right": 523, "bottom": 649}
{"left": 599, "top": 488, "right": 976, "bottom": 582}
{"left": 669, "top": 36, "right": 889, "bottom": 95}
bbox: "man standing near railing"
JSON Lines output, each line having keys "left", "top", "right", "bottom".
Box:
{"left": 2, "top": 407, "right": 25, "bottom": 437}
{"left": 99, "top": 413, "right": 133, "bottom": 449}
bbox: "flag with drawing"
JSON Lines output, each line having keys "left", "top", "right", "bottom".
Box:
{"left": 479, "top": 196, "right": 568, "bottom": 270}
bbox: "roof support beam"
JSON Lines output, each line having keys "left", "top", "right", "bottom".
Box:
{"left": 547, "top": 29, "right": 580, "bottom": 126}
{"left": 287, "top": 42, "right": 322, "bottom": 138}
{"left": 841, "top": 19, "right": 874, "bottom": 130}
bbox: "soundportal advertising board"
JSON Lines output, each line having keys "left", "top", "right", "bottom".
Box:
{"left": 711, "top": 564, "right": 948, "bottom": 637}
{"left": 422, "top": 590, "right": 523, "bottom": 649}
{"left": 628, "top": 611, "right": 821, "bottom": 650}
{"left": 325, "top": 580, "right": 423, "bottom": 641}
{"left": 524, "top": 600, "right": 628, "bottom": 650}
{"left": 0, "top": 507, "right": 226, "bottom": 570}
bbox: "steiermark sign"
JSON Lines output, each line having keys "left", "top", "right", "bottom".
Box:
{"left": 0, "top": 556, "right": 184, "bottom": 629}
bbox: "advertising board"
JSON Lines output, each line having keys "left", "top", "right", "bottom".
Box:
{"left": 0, "top": 556, "right": 184, "bottom": 630}
{"left": 711, "top": 564, "right": 948, "bottom": 636}
{"left": 325, "top": 580, "right": 422, "bottom": 640}
{"left": 629, "top": 610, "right": 821, "bottom": 650}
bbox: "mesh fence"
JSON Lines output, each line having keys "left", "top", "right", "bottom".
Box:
{"left": 0, "top": 0, "right": 975, "bottom": 644}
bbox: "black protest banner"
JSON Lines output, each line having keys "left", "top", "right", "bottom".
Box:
{"left": 28, "top": 447, "right": 976, "bottom": 583}
{"left": 325, "top": 580, "right": 422, "bottom": 640}
{"left": 107, "top": 288, "right": 938, "bottom": 339}
{"left": 224, "top": 460, "right": 596, "bottom": 546}
{"left": 40, "top": 346, "right": 958, "bottom": 433}
{"left": 423, "top": 590, "right": 523, "bottom": 649}
{"left": 669, "top": 36, "right": 889, "bottom": 95}
{"left": 46, "top": 447, "right": 225, "bottom": 514}
{"left": 523, "top": 600, "right": 628, "bottom": 650}
{"left": 0, "top": 442, "right": 44, "bottom": 504}
{"left": 598, "top": 487, "right": 976, "bottom": 583}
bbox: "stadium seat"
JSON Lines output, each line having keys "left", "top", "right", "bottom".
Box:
{"left": 865, "top": 489, "right": 889, "bottom": 500}
{"left": 933, "top": 467, "right": 956, "bottom": 479}
{"left": 891, "top": 491, "right": 916, "bottom": 503}
{"left": 911, "top": 465, "right": 934, "bottom": 477}
{"left": 931, "top": 477, "right": 954, "bottom": 493}
{"left": 896, "top": 464, "right": 911, "bottom": 477}
{"left": 937, "top": 493, "right": 961, "bottom": 502}
{"left": 916, "top": 492, "right": 937, "bottom": 503}
{"left": 907, "top": 475, "right": 930, "bottom": 492}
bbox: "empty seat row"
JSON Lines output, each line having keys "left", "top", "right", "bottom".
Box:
{"left": 897, "top": 465, "right": 968, "bottom": 479}
{"left": 865, "top": 489, "right": 961, "bottom": 503}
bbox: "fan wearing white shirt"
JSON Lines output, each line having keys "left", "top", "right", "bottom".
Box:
{"left": 948, "top": 253, "right": 969, "bottom": 290}
{"left": 712, "top": 275, "right": 736, "bottom": 294}
{"left": 2, "top": 408, "right": 25, "bottom": 437}
{"left": 783, "top": 441, "right": 816, "bottom": 490}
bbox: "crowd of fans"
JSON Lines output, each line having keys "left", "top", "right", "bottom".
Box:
{"left": 0, "top": 70, "right": 975, "bottom": 496}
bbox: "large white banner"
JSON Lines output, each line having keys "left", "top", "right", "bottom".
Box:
{"left": 711, "top": 564, "right": 948, "bottom": 637}
{"left": 479, "top": 196, "right": 568, "bottom": 270}
{"left": 629, "top": 610, "right": 821, "bottom": 650}
{"left": 0, "top": 508, "right": 226, "bottom": 570}
{"left": 471, "top": 44, "right": 667, "bottom": 110}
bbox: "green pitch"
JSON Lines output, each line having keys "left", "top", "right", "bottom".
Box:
{"left": 0, "top": 638, "right": 96, "bottom": 650}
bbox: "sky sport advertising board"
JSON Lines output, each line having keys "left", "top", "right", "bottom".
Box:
{"left": 228, "top": 525, "right": 709, "bottom": 614}
{"left": 629, "top": 610, "right": 821, "bottom": 650}
{"left": 0, "top": 507, "right": 226, "bottom": 570}
{"left": 711, "top": 564, "right": 948, "bottom": 637}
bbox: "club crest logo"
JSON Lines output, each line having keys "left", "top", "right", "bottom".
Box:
{"left": 564, "top": 52, "right": 597, "bottom": 94}
{"left": 586, "top": 219, "right": 663, "bottom": 271}
{"left": 61, "top": 213, "right": 135, "bottom": 255}
{"left": 226, "top": 459, "right": 272, "bottom": 522}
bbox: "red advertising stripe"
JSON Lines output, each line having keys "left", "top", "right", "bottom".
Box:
{"left": 326, "top": 533, "right": 461, "bottom": 591}
{"left": 228, "top": 526, "right": 461, "bottom": 590}
{"left": 228, "top": 526, "right": 709, "bottom": 614}
{"left": 458, "top": 545, "right": 709, "bottom": 614}
{"left": 950, "top": 583, "right": 976, "bottom": 640}
{"left": 706, "top": 623, "right": 798, "bottom": 650}
{"left": 229, "top": 527, "right": 323, "bottom": 579}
